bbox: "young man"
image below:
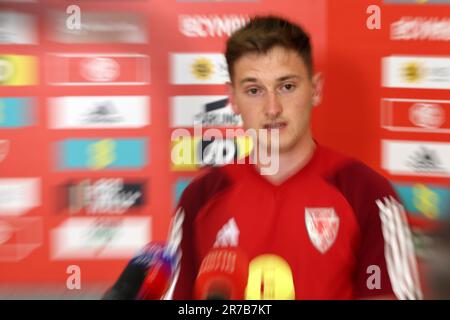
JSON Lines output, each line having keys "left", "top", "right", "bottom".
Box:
{"left": 166, "top": 16, "right": 423, "bottom": 300}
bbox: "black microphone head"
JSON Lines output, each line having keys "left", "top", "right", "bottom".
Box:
{"left": 206, "top": 293, "right": 229, "bottom": 300}
{"left": 101, "top": 242, "right": 176, "bottom": 300}
{"left": 102, "top": 264, "right": 147, "bottom": 300}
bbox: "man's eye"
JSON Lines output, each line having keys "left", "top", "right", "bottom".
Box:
{"left": 247, "top": 88, "right": 260, "bottom": 95}
{"left": 281, "top": 83, "right": 296, "bottom": 91}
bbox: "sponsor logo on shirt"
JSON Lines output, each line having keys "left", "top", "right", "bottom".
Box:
{"left": 214, "top": 217, "right": 240, "bottom": 248}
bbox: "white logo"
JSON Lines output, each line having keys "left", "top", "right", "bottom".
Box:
{"left": 179, "top": 14, "right": 250, "bottom": 38}
{"left": 171, "top": 96, "right": 242, "bottom": 128}
{"left": 81, "top": 57, "right": 120, "bottom": 82}
{"left": 409, "top": 103, "right": 445, "bottom": 129}
{"left": 0, "top": 140, "right": 9, "bottom": 163}
{"left": 171, "top": 53, "right": 229, "bottom": 85}
{"left": 214, "top": 217, "right": 239, "bottom": 248}
{"left": 48, "top": 96, "right": 150, "bottom": 129}
{"left": 201, "top": 138, "right": 237, "bottom": 166}
{"left": 49, "top": 11, "right": 147, "bottom": 44}
{"left": 382, "top": 56, "right": 450, "bottom": 90}
{"left": 0, "top": 12, "right": 37, "bottom": 44}
{"left": 0, "top": 178, "right": 40, "bottom": 216}
{"left": 391, "top": 17, "right": 450, "bottom": 42}
{"left": 51, "top": 217, "right": 151, "bottom": 259}
{"left": 0, "top": 220, "right": 12, "bottom": 245}
{"left": 382, "top": 140, "right": 450, "bottom": 177}
{"left": 305, "top": 208, "right": 339, "bottom": 254}
{"left": 68, "top": 179, "right": 142, "bottom": 214}
{"left": 381, "top": 98, "right": 450, "bottom": 133}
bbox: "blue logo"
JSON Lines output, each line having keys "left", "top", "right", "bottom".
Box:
{"left": 57, "top": 138, "right": 148, "bottom": 170}
{"left": 174, "top": 178, "right": 192, "bottom": 206}
{"left": 393, "top": 182, "right": 450, "bottom": 220}
{"left": 0, "top": 98, "right": 35, "bottom": 128}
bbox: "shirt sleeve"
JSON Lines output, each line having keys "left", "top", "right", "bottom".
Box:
{"left": 164, "top": 205, "right": 196, "bottom": 300}
{"left": 164, "top": 167, "right": 231, "bottom": 300}
{"left": 329, "top": 161, "right": 423, "bottom": 299}
{"left": 163, "top": 184, "right": 199, "bottom": 300}
{"left": 353, "top": 164, "right": 422, "bottom": 299}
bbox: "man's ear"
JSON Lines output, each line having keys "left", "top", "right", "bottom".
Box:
{"left": 227, "top": 81, "right": 240, "bottom": 115}
{"left": 311, "top": 73, "right": 324, "bottom": 107}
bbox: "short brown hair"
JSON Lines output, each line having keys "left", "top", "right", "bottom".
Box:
{"left": 225, "top": 15, "right": 313, "bottom": 82}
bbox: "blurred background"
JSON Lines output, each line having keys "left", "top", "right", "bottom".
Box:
{"left": 0, "top": 0, "right": 448, "bottom": 299}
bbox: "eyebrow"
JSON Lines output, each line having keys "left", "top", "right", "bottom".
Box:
{"left": 238, "top": 75, "right": 300, "bottom": 86}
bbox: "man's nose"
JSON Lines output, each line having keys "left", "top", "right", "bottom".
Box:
{"left": 265, "top": 91, "right": 282, "bottom": 118}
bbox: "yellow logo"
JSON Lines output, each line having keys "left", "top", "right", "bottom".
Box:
{"left": 245, "top": 254, "right": 295, "bottom": 300}
{"left": 171, "top": 137, "right": 199, "bottom": 171}
{"left": 171, "top": 136, "right": 252, "bottom": 171}
{"left": 88, "top": 139, "right": 116, "bottom": 170}
{"left": 191, "top": 58, "right": 214, "bottom": 80}
{"left": 402, "top": 62, "right": 424, "bottom": 83}
{"left": 413, "top": 184, "right": 439, "bottom": 219}
{"left": 0, "top": 55, "right": 37, "bottom": 86}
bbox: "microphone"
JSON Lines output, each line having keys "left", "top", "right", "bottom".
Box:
{"left": 194, "top": 247, "right": 249, "bottom": 300}
{"left": 102, "top": 242, "right": 176, "bottom": 300}
{"left": 245, "top": 254, "right": 296, "bottom": 300}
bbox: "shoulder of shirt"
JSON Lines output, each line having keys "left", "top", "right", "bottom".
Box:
{"left": 320, "top": 145, "right": 395, "bottom": 202}
{"left": 177, "top": 166, "right": 232, "bottom": 215}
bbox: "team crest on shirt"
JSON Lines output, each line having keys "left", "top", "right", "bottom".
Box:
{"left": 305, "top": 208, "right": 339, "bottom": 254}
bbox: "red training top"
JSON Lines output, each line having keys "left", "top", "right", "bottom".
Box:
{"left": 166, "top": 143, "right": 423, "bottom": 300}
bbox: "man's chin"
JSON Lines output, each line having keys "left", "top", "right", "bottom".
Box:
{"left": 256, "top": 138, "right": 293, "bottom": 154}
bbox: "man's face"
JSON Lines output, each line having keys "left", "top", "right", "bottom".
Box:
{"left": 228, "top": 46, "right": 322, "bottom": 153}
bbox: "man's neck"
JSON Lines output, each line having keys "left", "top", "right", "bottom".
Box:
{"left": 255, "top": 135, "right": 316, "bottom": 185}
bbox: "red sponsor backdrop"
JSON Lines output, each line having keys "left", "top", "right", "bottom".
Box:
{"left": 0, "top": 0, "right": 448, "bottom": 296}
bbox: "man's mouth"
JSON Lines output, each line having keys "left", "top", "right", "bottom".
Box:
{"left": 263, "top": 122, "right": 287, "bottom": 130}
